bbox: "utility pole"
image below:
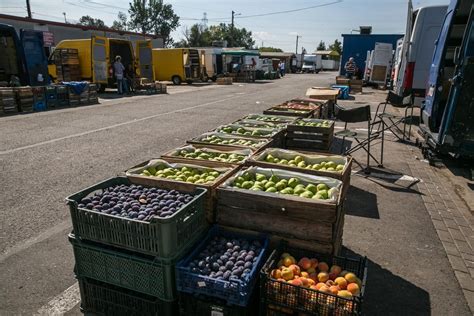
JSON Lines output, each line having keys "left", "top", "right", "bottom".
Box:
{"left": 231, "top": 10, "right": 235, "bottom": 47}
{"left": 26, "top": 0, "right": 32, "bottom": 18}
{"left": 63, "top": 12, "right": 67, "bottom": 23}
{"left": 295, "top": 35, "right": 302, "bottom": 54}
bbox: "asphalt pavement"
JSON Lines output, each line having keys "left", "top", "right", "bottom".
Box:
{"left": 0, "top": 73, "right": 471, "bottom": 315}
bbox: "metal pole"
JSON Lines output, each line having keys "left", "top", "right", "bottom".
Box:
{"left": 26, "top": 0, "right": 32, "bottom": 18}
{"left": 231, "top": 10, "right": 235, "bottom": 47}
{"left": 296, "top": 35, "right": 301, "bottom": 54}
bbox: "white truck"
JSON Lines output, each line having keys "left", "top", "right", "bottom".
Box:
{"left": 301, "top": 54, "right": 322, "bottom": 73}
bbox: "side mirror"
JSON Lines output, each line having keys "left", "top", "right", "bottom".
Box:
{"left": 453, "top": 46, "right": 460, "bottom": 65}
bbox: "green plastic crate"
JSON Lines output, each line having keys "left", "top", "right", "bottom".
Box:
{"left": 66, "top": 176, "right": 208, "bottom": 258}
{"left": 71, "top": 233, "right": 182, "bottom": 301}
{"left": 78, "top": 277, "right": 178, "bottom": 316}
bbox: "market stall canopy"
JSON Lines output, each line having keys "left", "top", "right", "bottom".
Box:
{"left": 314, "top": 50, "right": 340, "bottom": 57}
{"left": 259, "top": 52, "right": 296, "bottom": 59}
{"left": 221, "top": 49, "right": 260, "bottom": 56}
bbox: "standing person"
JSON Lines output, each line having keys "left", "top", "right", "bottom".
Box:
{"left": 251, "top": 57, "right": 257, "bottom": 69}
{"left": 344, "top": 57, "right": 357, "bottom": 79}
{"left": 113, "top": 56, "right": 125, "bottom": 95}
{"left": 124, "top": 64, "right": 135, "bottom": 94}
{"left": 280, "top": 61, "right": 285, "bottom": 77}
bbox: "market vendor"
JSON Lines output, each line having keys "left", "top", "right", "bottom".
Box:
{"left": 344, "top": 57, "right": 358, "bottom": 79}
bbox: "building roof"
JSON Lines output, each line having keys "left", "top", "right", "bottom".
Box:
{"left": 259, "top": 52, "right": 296, "bottom": 58}
{"left": 0, "top": 13, "right": 163, "bottom": 38}
{"left": 314, "top": 50, "right": 340, "bottom": 56}
{"left": 221, "top": 49, "right": 259, "bottom": 56}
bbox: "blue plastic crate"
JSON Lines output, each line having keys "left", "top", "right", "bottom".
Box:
{"left": 176, "top": 226, "right": 269, "bottom": 307}
{"left": 332, "top": 85, "right": 350, "bottom": 100}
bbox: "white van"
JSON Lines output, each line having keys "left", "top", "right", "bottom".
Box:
{"left": 394, "top": 3, "right": 448, "bottom": 106}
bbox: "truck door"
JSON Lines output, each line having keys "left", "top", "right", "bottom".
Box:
{"left": 394, "top": 0, "right": 413, "bottom": 95}
{"left": 20, "top": 29, "right": 48, "bottom": 86}
{"left": 91, "top": 36, "right": 107, "bottom": 84}
{"left": 135, "top": 40, "right": 154, "bottom": 81}
{"left": 439, "top": 7, "right": 474, "bottom": 151}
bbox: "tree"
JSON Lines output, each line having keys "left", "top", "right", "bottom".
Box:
{"left": 128, "top": 0, "right": 180, "bottom": 47}
{"left": 259, "top": 47, "right": 283, "bottom": 52}
{"left": 317, "top": 41, "right": 326, "bottom": 51}
{"left": 111, "top": 11, "right": 129, "bottom": 31}
{"left": 78, "top": 15, "right": 106, "bottom": 28}
{"left": 328, "top": 39, "right": 342, "bottom": 55}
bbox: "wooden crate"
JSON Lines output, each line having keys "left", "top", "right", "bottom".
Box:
{"left": 126, "top": 159, "right": 240, "bottom": 223}
{"left": 187, "top": 134, "right": 273, "bottom": 152}
{"left": 216, "top": 168, "right": 345, "bottom": 246}
{"left": 284, "top": 118, "right": 334, "bottom": 152}
{"left": 263, "top": 107, "right": 314, "bottom": 118}
{"left": 0, "top": 88, "right": 17, "bottom": 115}
{"left": 336, "top": 76, "right": 351, "bottom": 85}
{"left": 350, "top": 79, "right": 363, "bottom": 93}
{"left": 248, "top": 148, "right": 352, "bottom": 198}
{"left": 161, "top": 145, "right": 252, "bottom": 169}
{"left": 216, "top": 77, "right": 233, "bottom": 85}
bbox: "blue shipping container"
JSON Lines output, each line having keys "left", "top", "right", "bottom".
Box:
{"left": 340, "top": 34, "right": 403, "bottom": 77}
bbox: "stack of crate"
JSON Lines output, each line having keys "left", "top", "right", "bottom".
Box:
{"left": 32, "top": 87, "right": 47, "bottom": 111}
{"left": 0, "top": 88, "right": 17, "bottom": 116}
{"left": 14, "top": 87, "right": 34, "bottom": 113}
{"left": 88, "top": 83, "right": 98, "bottom": 104}
{"left": 66, "top": 177, "right": 208, "bottom": 315}
{"left": 55, "top": 49, "right": 81, "bottom": 82}
{"left": 350, "top": 79, "right": 363, "bottom": 93}
{"left": 68, "top": 83, "right": 92, "bottom": 106}
{"left": 56, "top": 85, "right": 70, "bottom": 107}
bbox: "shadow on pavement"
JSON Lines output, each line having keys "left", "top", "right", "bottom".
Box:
{"left": 342, "top": 248, "right": 431, "bottom": 315}
{"left": 345, "top": 186, "right": 380, "bottom": 219}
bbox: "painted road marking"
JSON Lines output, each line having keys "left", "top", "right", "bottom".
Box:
{"left": 36, "top": 283, "right": 80, "bottom": 316}
{"left": 0, "top": 92, "right": 258, "bottom": 156}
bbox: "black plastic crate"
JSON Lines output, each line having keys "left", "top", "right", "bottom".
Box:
{"left": 77, "top": 277, "right": 177, "bottom": 316}
{"left": 260, "top": 244, "right": 367, "bottom": 316}
{"left": 178, "top": 289, "right": 259, "bottom": 316}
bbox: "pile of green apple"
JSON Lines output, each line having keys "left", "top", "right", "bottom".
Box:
{"left": 231, "top": 171, "right": 336, "bottom": 200}
{"left": 175, "top": 148, "right": 247, "bottom": 163}
{"left": 264, "top": 154, "right": 344, "bottom": 173}
{"left": 218, "top": 125, "right": 273, "bottom": 137}
{"left": 234, "top": 121, "right": 279, "bottom": 129}
{"left": 200, "top": 134, "right": 266, "bottom": 148}
{"left": 141, "top": 165, "right": 221, "bottom": 184}
{"left": 247, "top": 115, "right": 293, "bottom": 122}
{"left": 294, "top": 119, "right": 332, "bottom": 128}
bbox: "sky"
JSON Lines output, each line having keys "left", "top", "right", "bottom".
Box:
{"left": 2, "top": 0, "right": 450, "bottom": 52}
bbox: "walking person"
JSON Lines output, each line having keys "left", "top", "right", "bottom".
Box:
{"left": 113, "top": 56, "right": 125, "bottom": 95}
{"left": 344, "top": 57, "right": 357, "bottom": 79}
{"left": 280, "top": 61, "right": 285, "bottom": 77}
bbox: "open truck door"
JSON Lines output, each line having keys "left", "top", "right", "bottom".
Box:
{"left": 394, "top": 0, "right": 413, "bottom": 96}
{"left": 136, "top": 40, "right": 154, "bottom": 81}
{"left": 91, "top": 36, "right": 107, "bottom": 85}
{"left": 20, "top": 29, "right": 48, "bottom": 86}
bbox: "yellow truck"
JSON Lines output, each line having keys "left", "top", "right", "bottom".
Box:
{"left": 152, "top": 48, "right": 202, "bottom": 84}
{"left": 48, "top": 36, "right": 153, "bottom": 91}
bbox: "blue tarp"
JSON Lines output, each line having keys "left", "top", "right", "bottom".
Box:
{"left": 61, "top": 81, "right": 89, "bottom": 95}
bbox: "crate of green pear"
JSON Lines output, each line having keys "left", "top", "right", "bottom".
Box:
{"left": 215, "top": 124, "right": 280, "bottom": 139}
{"left": 243, "top": 113, "right": 297, "bottom": 123}
{"left": 188, "top": 133, "right": 272, "bottom": 151}
{"left": 216, "top": 167, "right": 345, "bottom": 243}
{"left": 232, "top": 119, "right": 287, "bottom": 129}
{"left": 126, "top": 159, "right": 238, "bottom": 223}
{"left": 161, "top": 145, "right": 252, "bottom": 167}
{"left": 249, "top": 148, "right": 351, "bottom": 181}
{"left": 263, "top": 106, "right": 314, "bottom": 118}
{"left": 288, "top": 118, "right": 335, "bottom": 135}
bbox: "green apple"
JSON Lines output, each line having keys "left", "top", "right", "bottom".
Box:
{"left": 288, "top": 178, "right": 299, "bottom": 188}
{"left": 317, "top": 183, "right": 329, "bottom": 191}
{"left": 300, "top": 191, "right": 314, "bottom": 199}
{"left": 306, "top": 184, "right": 318, "bottom": 194}
{"left": 294, "top": 156, "right": 303, "bottom": 163}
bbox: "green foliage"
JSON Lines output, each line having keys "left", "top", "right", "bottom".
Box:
{"left": 316, "top": 41, "right": 326, "bottom": 51}
{"left": 111, "top": 12, "right": 129, "bottom": 31}
{"left": 78, "top": 15, "right": 106, "bottom": 28}
{"left": 128, "top": 0, "right": 180, "bottom": 47}
{"left": 329, "top": 39, "right": 342, "bottom": 55}
{"left": 174, "top": 23, "right": 255, "bottom": 49}
{"left": 259, "top": 47, "right": 283, "bottom": 52}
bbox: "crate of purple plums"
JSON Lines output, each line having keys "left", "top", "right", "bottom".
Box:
{"left": 176, "top": 226, "right": 269, "bottom": 306}
{"left": 66, "top": 176, "right": 208, "bottom": 258}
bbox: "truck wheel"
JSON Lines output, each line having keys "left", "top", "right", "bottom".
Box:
{"left": 172, "top": 76, "right": 182, "bottom": 85}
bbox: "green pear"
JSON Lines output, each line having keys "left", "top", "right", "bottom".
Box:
{"left": 306, "top": 184, "right": 318, "bottom": 194}
{"left": 242, "top": 181, "right": 253, "bottom": 189}
{"left": 294, "top": 156, "right": 303, "bottom": 163}
{"left": 317, "top": 183, "right": 329, "bottom": 191}
{"left": 300, "top": 191, "right": 314, "bottom": 199}
{"left": 269, "top": 175, "right": 279, "bottom": 183}
{"left": 265, "top": 187, "right": 277, "bottom": 193}
{"left": 288, "top": 178, "right": 299, "bottom": 188}
{"left": 256, "top": 173, "right": 267, "bottom": 182}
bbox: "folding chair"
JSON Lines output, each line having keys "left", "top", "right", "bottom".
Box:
{"left": 373, "top": 91, "right": 415, "bottom": 141}
{"left": 334, "top": 104, "right": 383, "bottom": 173}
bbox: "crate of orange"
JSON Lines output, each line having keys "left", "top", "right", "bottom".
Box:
{"left": 260, "top": 243, "right": 367, "bottom": 315}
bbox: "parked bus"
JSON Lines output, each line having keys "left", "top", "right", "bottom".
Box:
{"left": 420, "top": 0, "right": 473, "bottom": 158}
{"left": 394, "top": 3, "right": 448, "bottom": 106}
{"left": 48, "top": 36, "right": 153, "bottom": 91}
{"left": 152, "top": 48, "right": 201, "bottom": 85}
